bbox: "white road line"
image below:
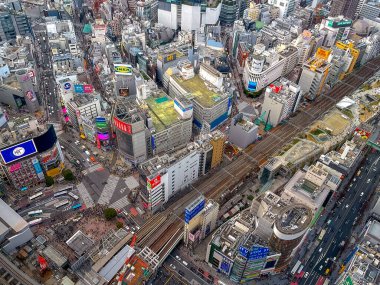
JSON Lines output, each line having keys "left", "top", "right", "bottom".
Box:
{"left": 77, "top": 183, "right": 95, "bottom": 208}
{"left": 98, "top": 175, "right": 120, "bottom": 205}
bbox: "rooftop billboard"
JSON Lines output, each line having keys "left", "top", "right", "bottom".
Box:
{"left": 0, "top": 140, "right": 37, "bottom": 164}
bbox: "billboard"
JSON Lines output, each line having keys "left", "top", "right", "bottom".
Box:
{"left": 147, "top": 175, "right": 161, "bottom": 190}
{"left": 0, "top": 140, "right": 37, "bottom": 164}
{"left": 247, "top": 81, "right": 257, "bottom": 91}
{"left": 64, "top": 82, "right": 72, "bottom": 90}
{"left": 33, "top": 125, "right": 57, "bottom": 153}
{"left": 96, "top": 117, "right": 108, "bottom": 129}
{"left": 164, "top": 53, "right": 176, "bottom": 63}
{"left": 97, "top": 132, "right": 110, "bottom": 140}
{"left": 25, "top": 90, "right": 36, "bottom": 102}
{"left": 269, "top": 84, "right": 282, "bottom": 93}
{"left": 328, "top": 20, "right": 352, "bottom": 28}
{"left": 9, "top": 162, "right": 21, "bottom": 173}
{"left": 239, "top": 246, "right": 270, "bottom": 260}
{"left": 185, "top": 197, "right": 206, "bottom": 224}
{"left": 32, "top": 158, "right": 45, "bottom": 180}
{"left": 118, "top": 88, "right": 129, "bottom": 97}
{"left": 114, "top": 64, "right": 133, "bottom": 75}
{"left": 113, "top": 117, "right": 132, "bottom": 134}
{"left": 74, "top": 84, "right": 94, "bottom": 93}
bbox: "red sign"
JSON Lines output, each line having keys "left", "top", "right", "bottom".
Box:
{"left": 113, "top": 117, "right": 132, "bottom": 134}
{"left": 28, "top": 70, "right": 35, "bottom": 78}
{"left": 26, "top": 91, "right": 34, "bottom": 101}
{"left": 83, "top": 84, "right": 94, "bottom": 93}
{"left": 147, "top": 175, "right": 161, "bottom": 190}
{"left": 269, "top": 84, "right": 282, "bottom": 93}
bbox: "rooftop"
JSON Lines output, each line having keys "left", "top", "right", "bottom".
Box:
{"left": 144, "top": 94, "right": 184, "bottom": 133}
{"left": 274, "top": 204, "right": 312, "bottom": 235}
{"left": 66, "top": 230, "right": 94, "bottom": 257}
{"left": 42, "top": 245, "right": 68, "bottom": 268}
{"left": 0, "top": 199, "right": 28, "bottom": 233}
{"left": 119, "top": 255, "right": 151, "bottom": 285}
{"left": 68, "top": 94, "right": 98, "bottom": 108}
{"left": 172, "top": 74, "right": 226, "bottom": 108}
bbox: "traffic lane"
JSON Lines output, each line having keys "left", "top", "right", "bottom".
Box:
{"left": 165, "top": 255, "right": 207, "bottom": 285}
{"left": 300, "top": 153, "right": 379, "bottom": 284}
{"left": 59, "top": 138, "right": 91, "bottom": 168}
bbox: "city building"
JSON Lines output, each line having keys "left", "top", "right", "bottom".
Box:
{"left": 139, "top": 143, "right": 200, "bottom": 213}
{"left": 184, "top": 195, "right": 219, "bottom": 249}
{"left": 0, "top": 123, "right": 64, "bottom": 189}
{"left": 228, "top": 113, "right": 258, "bottom": 149}
{"left": 220, "top": 0, "right": 248, "bottom": 26}
{"left": 136, "top": 0, "right": 158, "bottom": 22}
{"left": 66, "top": 94, "right": 102, "bottom": 131}
{"left": 260, "top": 78, "right": 302, "bottom": 128}
{"left": 206, "top": 209, "right": 281, "bottom": 283}
{"left": 156, "top": 49, "right": 186, "bottom": 83}
{"left": 243, "top": 44, "right": 298, "bottom": 93}
{"left": 359, "top": 2, "right": 380, "bottom": 28}
{"left": 0, "top": 198, "right": 33, "bottom": 254}
{"left": 157, "top": 0, "right": 222, "bottom": 31}
{"left": 268, "top": 204, "right": 313, "bottom": 271}
{"left": 298, "top": 47, "right": 331, "bottom": 100}
{"left": 166, "top": 61, "right": 233, "bottom": 131}
{"left": 319, "top": 16, "right": 353, "bottom": 47}
{"left": 0, "top": 1, "right": 32, "bottom": 44}
{"left": 330, "top": 0, "right": 361, "bottom": 19}
{"left": 267, "top": 0, "right": 295, "bottom": 18}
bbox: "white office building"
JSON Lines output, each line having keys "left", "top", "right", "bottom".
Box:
{"left": 267, "top": 0, "right": 295, "bottom": 18}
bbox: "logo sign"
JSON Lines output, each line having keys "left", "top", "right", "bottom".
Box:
{"left": 64, "top": 82, "right": 71, "bottom": 90}
{"left": 83, "top": 84, "right": 93, "bottom": 93}
{"left": 114, "top": 64, "right": 132, "bottom": 75}
{"left": 247, "top": 81, "right": 257, "bottom": 91}
{"left": 147, "top": 175, "right": 161, "bottom": 190}
{"left": 113, "top": 117, "right": 132, "bottom": 134}
{"left": 74, "top": 84, "right": 84, "bottom": 93}
{"left": 0, "top": 140, "right": 37, "bottom": 164}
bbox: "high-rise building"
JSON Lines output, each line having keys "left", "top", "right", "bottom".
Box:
{"left": 359, "top": 2, "right": 380, "bottom": 26}
{"left": 184, "top": 196, "right": 219, "bottom": 249}
{"left": 267, "top": 0, "right": 296, "bottom": 18}
{"left": 229, "top": 113, "right": 258, "bottom": 149}
{"left": 330, "top": 0, "right": 361, "bottom": 20}
{"left": 220, "top": 0, "right": 249, "bottom": 25}
{"left": 298, "top": 47, "right": 331, "bottom": 100}
{"left": 319, "top": 16, "right": 353, "bottom": 47}
{"left": 269, "top": 204, "right": 313, "bottom": 271}
{"left": 260, "top": 78, "right": 302, "bottom": 127}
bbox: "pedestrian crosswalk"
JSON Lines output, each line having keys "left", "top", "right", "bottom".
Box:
{"left": 98, "top": 175, "right": 119, "bottom": 205}
{"left": 109, "top": 195, "right": 130, "bottom": 210}
{"left": 77, "top": 183, "right": 95, "bottom": 208}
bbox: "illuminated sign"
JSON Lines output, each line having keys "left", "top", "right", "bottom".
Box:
{"left": 147, "top": 175, "right": 161, "bottom": 190}
{"left": 9, "top": 162, "right": 21, "bottom": 173}
{"left": 185, "top": 197, "right": 206, "bottom": 224}
{"left": 113, "top": 117, "right": 132, "bottom": 134}
{"left": 74, "top": 84, "right": 93, "bottom": 93}
{"left": 327, "top": 20, "right": 352, "bottom": 28}
{"left": 164, "top": 53, "right": 177, "bottom": 63}
{"left": 114, "top": 64, "right": 133, "bottom": 75}
{"left": 74, "top": 84, "right": 84, "bottom": 93}
{"left": 239, "top": 246, "right": 270, "bottom": 260}
{"left": 247, "top": 81, "right": 257, "bottom": 91}
{"left": 316, "top": 48, "right": 331, "bottom": 60}
{"left": 97, "top": 132, "right": 110, "bottom": 140}
{"left": 0, "top": 140, "right": 37, "bottom": 164}
{"left": 64, "top": 82, "right": 71, "bottom": 90}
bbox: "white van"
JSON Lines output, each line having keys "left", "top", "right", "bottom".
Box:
{"left": 182, "top": 261, "right": 188, "bottom": 266}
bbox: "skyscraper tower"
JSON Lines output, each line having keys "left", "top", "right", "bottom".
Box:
{"left": 330, "top": 0, "right": 360, "bottom": 20}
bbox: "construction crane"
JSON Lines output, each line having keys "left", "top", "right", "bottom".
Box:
{"left": 117, "top": 234, "right": 137, "bottom": 284}
{"left": 255, "top": 110, "right": 273, "bottom": 132}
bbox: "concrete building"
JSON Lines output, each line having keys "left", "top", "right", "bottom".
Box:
{"left": 0, "top": 123, "right": 64, "bottom": 189}
{"left": 269, "top": 204, "right": 313, "bottom": 271}
{"left": 136, "top": 0, "right": 158, "bottom": 22}
{"left": 206, "top": 209, "right": 281, "bottom": 283}
{"left": 0, "top": 198, "right": 33, "bottom": 254}
{"left": 260, "top": 78, "right": 302, "bottom": 127}
{"left": 299, "top": 47, "right": 331, "bottom": 100}
{"left": 229, "top": 113, "right": 258, "bottom": 149}
{"left": 243, "top": 44, "right": 298, "bottom": 93}
{"left": 330, "top": 0, "right": 361, "bottom": 19}
{"left": 139, "top": 143, "right": 201, "bottom": 213}
{"left": 66, "top": 94, "right": 102, "bottom": 131}
{"left": 158, "top": 0, "right": 222, "bottom": 31}
{"left": 267, "top": 0, "right": 295, "bottom": 18}
{"left": 184, "top": 196, "right": 219, "bottom": 249}
{"left": 319, "top": 16, "right": 352, "bottom": 47}
{"left": 360, "top": 2, "right": 380, "bottom": 27}
{"left": 156, "top": 49, "right": 186, "bottom": 83}
{"left": 220, "top": 0, "right": 248, "bottom": 25}
{"left": 359, "top": 32, "right": 380, "bottom": 65}
{"left": 166, "top": 61, "right": 233, "bottom": 131}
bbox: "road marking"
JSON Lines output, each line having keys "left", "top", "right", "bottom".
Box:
{"left": 98, "top": 175, "right": 120, "bottom": 205}
{"left": 77, "top": 183, "right": 95, "bottom": 208}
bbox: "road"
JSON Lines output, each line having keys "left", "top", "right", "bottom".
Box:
{"left": 0, "top": 253, "right": 40, "bottom": 285}
{"left": 299, "top": 150, "right": 380, "bottom": 285}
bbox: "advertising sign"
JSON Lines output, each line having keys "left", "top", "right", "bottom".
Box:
{"left": 248, "top": 246, "right": 270, "bottom": 260}
{"left": 164, "top": 53, "right": 176, "bottom": 63}
{"left": 220, "top": 260, "right": 231, "bottom": 274}
{"left": 316, "top": 48, "right": 331, "bottom": 60}
{"left": 97, "top": 132, "right": 110, "bottom": 140}
{"left": 83, "top": 84, "right": 93, "bottom": 93}
{"left": 269, "top": 84, "right": 282, "bottom": 93}
{"left": 147, "top": 175, "right": 161, "bottom": 190}
{"left": 340, "top": 276, "right": 353, "bottom": 285}
{"left": 28, "top": 70, "right": 35, "bottom": 78}
{"left": 0, "top": 140, "right": 37, "bottom": 164}
{"left": 328, "top": 20, "right": 352, "bottom": 28}
{"left": 118, "top": 88, "right": 129, "bottom": 97}
{"left": 185, "top": 198, "right": 206, "bottom": 224}
{"left": 247, "top": 81, "right": 257, "bottom": 91}
{"left": 9, "top": 162, "right": 21, "bottom": 173}
{"left": 74, "top": 84, "right": 84, "bottom": 93}
{"left": 32, "top": 158, "right": 44, "bottom": 180}
{"left": 113, "top": 117, "right": 132, "bottom": 134}
{"left": 114, "top": 64, "right": 133, "bottom": 75}
{"left": 25, "top": 90, "right": 36, "bottom": 101}
{"left": 96, "top": 117, "right": 108, "bottom": 128}
{"left": 64, "top": 82, "right": 72, "bottom": 90}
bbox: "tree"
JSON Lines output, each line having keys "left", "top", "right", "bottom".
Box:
{"left": 62, "top": 169, "right": 75, "bottom": 181}
{"left": 247, "top": 195, "right": 254, "bottom": 201}
{"left": 45, "top": 176, "right": 54, "bottom": 187}
{"left": 104, "top": 208, "right": 117, "bottom": 220}
{"left": 116, "top": 221, "right": 123, "bottom": 229}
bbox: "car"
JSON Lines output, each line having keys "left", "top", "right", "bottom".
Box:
{"left": 304, "top": 272, "right": 309, "bottom": 278}
{"left": 325, "top": 258, "right": 329, "bottom": 264}
{"left": 176, "top": 256, "right": 181, "bottom": 261}
{"left": 360, "top": 192, "right": 364, "bottom": 197}
{"left": 319, "top": 248, "right": 322, "bottom": 253}
{"left": 367, "top": 179, "right": 371, "bottom": 183}
{"left": 169, "top": 264, "right": 176, "bottom": 270}
{"left": 182, "top": 261, "right": 188, "bottom": 266}
{"left": 319, "top": 265, "right": 323, "bottom": 270}
{"left": 178, "top": 270, "right": 185, "bottom": 276}
{"left": 345, "top": 204, "right": 349, "bottom": 208}
{"left": 353, "top": 178, "right": 356, "bottom": 182}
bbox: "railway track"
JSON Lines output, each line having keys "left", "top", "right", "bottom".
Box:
{"left": 139, "top": 56, "right": 380, "bottom": 249}
{"left": 0, "top": 253, "right": 40, "bottom": 285}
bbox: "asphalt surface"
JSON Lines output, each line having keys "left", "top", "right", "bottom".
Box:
{"left": 299, "top": 150, "right": 380, "bottom": 285}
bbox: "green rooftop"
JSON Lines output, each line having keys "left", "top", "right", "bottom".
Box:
{"left": 145, "top": 95, "right": 182, "bottom": 132}
{"left": 173, "top": 74, "right": 223, "bottom": 108}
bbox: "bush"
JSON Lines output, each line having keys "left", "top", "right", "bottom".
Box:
{"left": 116, "top": 221, "right": 123, "bottom": 229}
{"left": 104, "top": 208, "right": 117, "bottom": 220}
{"left": 62, "top": 169, "right": 75, "bottom": 181}
{"left": 45, "top": 176, "right": 54, "bottom": 187}
{"left": 247, "top": 195, "right": 254, "bottom": 201}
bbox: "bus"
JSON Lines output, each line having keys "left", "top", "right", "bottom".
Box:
{"left": 297, "top": 265, "right": 304, "bottom": 275}
{"left": 29, "top": 192, "right": 43, "bottom": 201}
{"left": 68, "top": 192, "right": 79, "bottom": 200}
{"left": 54, "top": 190, "right": 68, "bottom": 197}
{"left": 54, "top": 199, "right": 69, "bottom": 209}
{"left": 72, "top": 203, "right": 82, "bottom": 210}
{"left": 323, "top": 278, "right": 330, "bottom": 285}
{"left": 28, "top": 218, "right": 42, "bottom": 226}
{"left": 28, "top": 210, "right": 43, "bottom": 217}
{"left": 318, "top": 229, "right": 326, "bottom": 241}
{"left": 291, "top": 260, "right": 302, "bottom": 275}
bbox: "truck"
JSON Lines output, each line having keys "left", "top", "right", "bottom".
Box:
{"left": 318, "top": 229, "right": 326, "bottom": 241}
